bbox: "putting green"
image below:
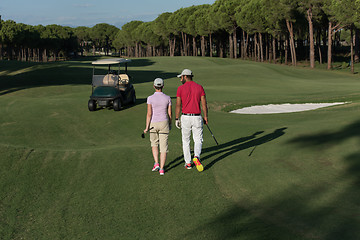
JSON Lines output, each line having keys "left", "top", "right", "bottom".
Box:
{"left": 1, "top": 57, "right": 359, "bottom": 239}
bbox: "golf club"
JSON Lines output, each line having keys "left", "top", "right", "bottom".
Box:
{"left": 205, "top": 124, "right": 219, "bottom": 145}
{"left": 141, "top": 127, "right": 154, "bottom": 138}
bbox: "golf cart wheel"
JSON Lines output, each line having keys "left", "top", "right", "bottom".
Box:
{"left": 88, "top": 99, "right": 97, "bottom": 111}
{"left": 113, "top": 98, "right": 122, "bottom": 111}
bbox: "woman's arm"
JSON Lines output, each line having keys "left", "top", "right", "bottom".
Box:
{"left": 168, "top": 104, "right": 172, "bottom": 129}
{"left": 144, "top": 104, "right": 152, "bottom": 133}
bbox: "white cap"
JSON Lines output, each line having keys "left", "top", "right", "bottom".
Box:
{"left": 154, "top": 78, "right": 164, "bottom": 87}
{"left": 177, "top": 69, "right": 193, "bottom": 78}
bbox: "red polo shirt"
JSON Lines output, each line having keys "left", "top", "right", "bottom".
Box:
{"left": 176, "top": 81, "right": 205, "bottom": 114}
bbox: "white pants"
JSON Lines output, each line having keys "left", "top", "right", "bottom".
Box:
{"left": 181, "top": 115, "right": 203, "bottom": 164}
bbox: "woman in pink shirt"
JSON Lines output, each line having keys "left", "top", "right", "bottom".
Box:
{"left": 144, "top": 78, "right": 172, "bottom": 176}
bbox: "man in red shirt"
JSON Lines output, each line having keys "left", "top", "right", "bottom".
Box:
{"left": 175, "top": 69, "right": 208, "bottom": 172}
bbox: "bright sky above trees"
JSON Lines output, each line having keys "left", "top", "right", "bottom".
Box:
{"left": 0, "top": 0, "right": 216, "bottom": 28}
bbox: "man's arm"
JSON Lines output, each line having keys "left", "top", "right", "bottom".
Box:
{"left": 201, "top": 95, "right": 208, "bottom": 125}
{"left": 175, "top": 97, "right": 182, "bottom": 119}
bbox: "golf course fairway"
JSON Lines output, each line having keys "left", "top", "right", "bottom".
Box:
{"left": 1, "top": 57, "right": 359, "bottom": 239}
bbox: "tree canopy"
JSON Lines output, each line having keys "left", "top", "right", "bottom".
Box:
{"left": 1, "top": 0, "right": 360, "bottom": 71}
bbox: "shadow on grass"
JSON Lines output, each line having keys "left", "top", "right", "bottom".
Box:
{"left": 181, "top": 122, "right": 360, "bottom": 239}
{"left": 0, "top": 59, "right": 177, "bottom": 96}
{"left": 288, "top": 120, "right": 360, "bottom": 147}
{"left": 183, "top": 182, "right": 360, "bottom": 240}
{"left": 165, "top": 128, "right": 287, "bottom": 172}
{"left": 289, "top": 119, "right": 360, "bottom": 185}
{"left": 288, "top": 119, "right": 360, "bottom": 183}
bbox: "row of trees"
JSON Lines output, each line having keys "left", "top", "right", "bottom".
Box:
{"left": 0, "top": 16, "right": 118, "bottom": 62}
{"left": 115, "top": 0, "right": 360, "bottom": 72}
{"left": 1, "top": 0, "right": 360, "bottom": 71}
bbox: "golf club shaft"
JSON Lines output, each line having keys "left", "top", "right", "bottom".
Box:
{"left": 206, "top": 124, "right": 218, "bottom": 145}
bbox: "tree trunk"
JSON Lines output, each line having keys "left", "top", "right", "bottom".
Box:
{"left": 209, "top": 33, "right": 213, "bottom": 57}
{"left": 219, "top": 41, "right": 224, "bottom": 58}
{"left": 169, "top": 38, "right": 172, "bottom": 56}
{"left": 201, "top": 36, "right": 206, "bottom": 57}
{"left": 327, "top": 21, "right": 333, "bottom": 70}
{"left": 135, "top": 42, "right": 139, "bottom": 57}
{"left": 229, "top": 33, "right": 234, "bottom": 58}
{"left": 241, "top": 30, "right": 245, "bottom": 59}
{"left": 254, "top": 34, "right": 258, "bottom": 61}
{"left": 259, "top": 33, "right": 264, "bottom": 62}
{"left": 355, "top": 28, "right": 360, "bottom": 63}
{"left": 43, "top": 49, "right": 47, "bottom": 62}
{"left": 351, "top": 28, "right": 354, "bottom": 74}
{"left": 187, "top": 35, "right": 190, "bottom": 56}
{"left": 233, "top": 27, "right": 237, "bottom": 59}
{"left": 279, "top": 36, "right": 283, "bottom": 63}
{"left": 181, "top": 32, "right": 188, "bottom": 56}
{"left": 286, "top": 20, "right": 296, "bottom": 66}
{"left": 273, "top": 35, "right": 276, "bottom": 64}
{"left": 285, "top": 37, "right": 289, "bottom": 65}
{"left": 169, "top": 36, "right": 176, "bottom": 57}
{"left": 266, "top": 35, "right": 270, "bottom": 62}
{"left": 317, "top": 29, "right": 322, "bottom": 65}
{"left": 318, "top": 45, "right": 322, "bottom": 65}
{"left": 307, "top": 8, "right": 315, "bottom": 68}
{"left": 243, "top": 31, "right": 248, "bottom": 59}
{"left": 193, "top": 36, "right": 197, "bottom": 56}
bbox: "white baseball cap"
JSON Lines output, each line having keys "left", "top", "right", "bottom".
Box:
{"left": 154, "top": 78, "right": 164, "bottom": 87}
{"left": 177, "top": 69, "right": 193, "bottom": 78}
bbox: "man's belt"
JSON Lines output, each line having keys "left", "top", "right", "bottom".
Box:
{"left": 182, "top": 113, "right": 201, "bottom": 116}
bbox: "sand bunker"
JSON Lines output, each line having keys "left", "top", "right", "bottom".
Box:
{"left": 230, "top": 102, "right": 348, "bottom": 114}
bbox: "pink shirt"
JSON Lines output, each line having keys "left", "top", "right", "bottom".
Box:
{"left": 147, "top": 92, "right": 171, "bottom": 123}
{"left": 176, "top": 81, "right": 205, "bottom": 114}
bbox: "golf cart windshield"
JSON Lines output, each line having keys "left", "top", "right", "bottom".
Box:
{"left": 91, "top": 58, "right": 131, "bottom": 87}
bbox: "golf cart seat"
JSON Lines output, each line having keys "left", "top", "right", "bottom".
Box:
{"left": 119, "top": 74, "right": 129, "bottom": 84}
{"left": 92, "top": 74, "right": 118, "bottom": 87}
{"left": 102, "top": 74, "right": 118, "bottom": 86}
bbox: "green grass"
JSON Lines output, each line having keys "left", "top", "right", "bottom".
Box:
{"left": 1, "top": 57, "right": 360, "bottom": 239}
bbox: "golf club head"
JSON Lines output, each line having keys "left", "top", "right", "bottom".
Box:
{"left": 141, "top": 127, "right": 153, "bottom": 139}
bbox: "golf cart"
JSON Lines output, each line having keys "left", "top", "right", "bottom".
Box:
{"left": 88, "top": 58, "right": 136, "bottom": 111}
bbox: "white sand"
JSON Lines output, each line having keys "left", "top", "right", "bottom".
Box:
{"left": 230, "top": 102, "right": 348, "bottom": 114}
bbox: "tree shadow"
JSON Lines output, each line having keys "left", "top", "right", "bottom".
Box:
{"left": 0, "top": 59, "right": 178, "bottom": 96}
{"left": 288, "top": 119, "right": 360, "bottom": 185}
{"left": 165, "top": 128, "right": 287, "bottom": 172}
{"left": 129, "top": 70, "right": 177, "bottom": 85}
{"left": 183, "top": 181, "right": 360, "bottom": 240}
{"left": 127, "top": 58, "right": 155, "bottom": 67}
{"left": 180, "top": 122, "right": 360, "bottom": 239}
{"left": 288, "top": 120, "right": 360, "bottom": 147}
{"left": 345, "top": 152, "right": 360, "bottom": 184}
{"left": 203, "top": 128, "right": 287, "bottom": 171}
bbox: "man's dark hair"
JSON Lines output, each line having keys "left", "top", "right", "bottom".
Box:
{"left": 155, "top": 86, "right": 163, "bottom": 90}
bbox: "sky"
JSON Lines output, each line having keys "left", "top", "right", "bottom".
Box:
{"left": 0, "top": 0, "right": 216, "bottom": 28}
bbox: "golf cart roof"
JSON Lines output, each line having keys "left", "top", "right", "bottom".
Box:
{"left": 92, "top": 58, "right": 131, "bottom": 65}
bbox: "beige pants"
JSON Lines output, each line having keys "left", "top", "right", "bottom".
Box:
{"left": 150, "top": 121, "right": 169, "bottom": 153}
